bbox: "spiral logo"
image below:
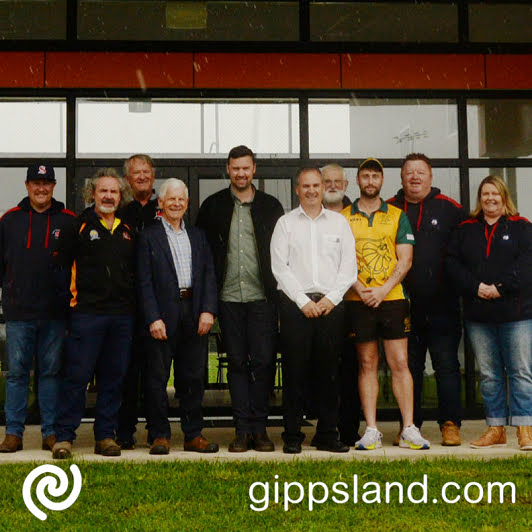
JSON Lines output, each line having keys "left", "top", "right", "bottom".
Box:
{"left": 22, "top": 464, "right": 82, "bottom": 521}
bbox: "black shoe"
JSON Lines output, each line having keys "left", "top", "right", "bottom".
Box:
{"left": 339, "top": 434, "right": 361, "bottom": 447}
{"left": 252, "top": 432, "right": 275, "bottom": 452}
{"left": 283, "top": 442, "right": 302, "bottom": 454}
{"left": 316, "top": 440, "right": 349, "bottom": 453}
{"left": 228, "top": 433, "right": 251, "bottom": 453}
{"left": 116, "top": 437, "right": 136, "bottom": 450}
{"left": 310, "top": 435, "right": 318, "bottom": 447}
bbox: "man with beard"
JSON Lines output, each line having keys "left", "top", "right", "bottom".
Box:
{"left": 322, "top": 163, "right": 351, "bottom": 212}
{"left": 197, "top": 145, "right": 284, "bottom": 452}
{"left": 52, "top": 169, "right": 135, "bottom": 459}
{"left": 271, "top": 167, "right": 357, "bottom": 454}
{"left": 342, "top": 158, "right": 430, "bottom": 450}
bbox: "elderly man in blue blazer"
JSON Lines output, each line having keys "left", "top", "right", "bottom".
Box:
{"left": 137, "top": 178, "right": 218, "bottom": 454}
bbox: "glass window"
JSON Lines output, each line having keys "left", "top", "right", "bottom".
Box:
{"left": 78, "top": 1, "right": 299, "bottom": 41}
{"left": 0, "top": 101, "right": 66, "bottom": 157}
{"left": 309, "top": 99, "right": 458, "bottom": 158}
{"left": 469, "top": 3, "right": 532, "bottom": 42}
{"left": 199, "top": 178, "right": 291, "bottom": 212}
{"left": 467, "top": 99, "right": 532, "bottom": 159}
{"left": 0, "top": 168, "right": 67, "bottom": 217}
{"left": 310, "top": 1, "right": 458, "bottom": 42}
{"left": 77, "top": 100, "right": 299, "bottom": 158}
{"left": 469, "top": 168, "right": 532, "bottom": 221}
{"left": 0, "top": 1, "right": 66, "bottom": 39}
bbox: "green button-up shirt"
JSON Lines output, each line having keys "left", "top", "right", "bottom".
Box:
{"left": 220, "top": 190, "right": 265, "bottom": 302}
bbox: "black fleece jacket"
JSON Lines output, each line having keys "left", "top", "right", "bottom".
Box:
{"left": 445, "top": 214, "right": 532, "bottom": 323}
{"left": 0, "top": 197, "right": 76, "bottom": 320}
{"left": 53, "top": 207, "right": 135, "bottom": 316}
{"left": 196, "top": 186, "right": 284, "bottom": 302}
{"left": 388, "top": 187, "right": 467, "bottom": 311}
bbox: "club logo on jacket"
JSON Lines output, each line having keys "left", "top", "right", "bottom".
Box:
{"left": 431, "top": 219, "right": 438, "bottom": 226}
{"left": 89, "top": 230, "right": 100, "bottom": 241}
{"left": 122, "top": 232, "right": 131, "bottom": 241}
{"left": 52, "top": 229, "right": 61, "bottom": 239}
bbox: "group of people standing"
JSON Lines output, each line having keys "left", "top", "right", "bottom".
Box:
{"left": 0, "top": 146, "right": 530, "bottom": 457}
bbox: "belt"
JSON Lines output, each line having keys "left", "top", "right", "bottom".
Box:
{"left": 305, "top": 292, "right": 325, "bottom": 303}
{"left": 179, "top": 288, "right": 193, "bottom": 299}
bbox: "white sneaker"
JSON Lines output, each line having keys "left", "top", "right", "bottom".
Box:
{"left": 400, "top": 425, "right": 431, "bottom": 450}
{"left": 355, "top": 427, "right": 383, "bottom": 450}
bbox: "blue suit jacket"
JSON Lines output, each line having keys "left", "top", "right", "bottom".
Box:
{"left": 136, "top": 220, "right": 217, "bottom": 337}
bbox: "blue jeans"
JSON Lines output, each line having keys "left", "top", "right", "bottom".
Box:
{"left": 466, "top": 319, "right": 532, "bottom": 426}
{"left": 55, "top": 313, "right": 133, "bottom": 442}
{"left": 5, "top": 320, "right": 66, "bottom": 439}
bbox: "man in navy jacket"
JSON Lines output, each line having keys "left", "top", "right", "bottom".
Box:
{"left": 0, "top": 164, "right": 75, "bottom": 453}
{"left": 137, "top": 178, "right": 218, "bottom": 454}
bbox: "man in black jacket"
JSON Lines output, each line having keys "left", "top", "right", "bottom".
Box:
{"left": 137, "top": 178, "right": 218, "bottom": 454}
{"left": 116, "top": 154, "right": 160, "bottom": 450}
{"left": 196, "top": 145, "right": 284, "bottom": 452}
{"left": 0, "top": 164, "right": 75, "bottom": 453}
{"left": 52, "top": 169, "right": 135, "bottom": 459}
{"left": 388, "top": 153, "right": 467, "bottom": 446}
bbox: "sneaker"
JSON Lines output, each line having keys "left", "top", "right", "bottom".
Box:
{"left": 516, "top": 426, "right": 532, "bottom": 451}
{"left": 441, "top": 421, "right": 461, "bottom": 446}
{"left": 400, "top": 425, "right": 430, "bottom": 450}
{"left": 470, "top": 426, "right": 506, "bottom": 449}
{"left": 355, "top": 427, "right": 383, "bottom": 450}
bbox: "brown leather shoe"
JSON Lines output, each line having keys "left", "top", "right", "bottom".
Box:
{"left": 441, "top": 421, "right": 461, "bottom": 446}
{"left": 228, "top": 433, "right": 251, "bottom": 452}
{"left": 149, "top": 438, "right": 170, "bottom": 455}
{"left": 251, "top": 432, "right": 275, "bottom": 452}
{"left": 94, "top": 438, "right": 121, "bottom": 457}
{"left": 392, "top": 426, "right": 402, "bottom": 446}
{"left": 52, "top": 441, "right": 72, "bottom": 460}
{"left": 517, "top": 426, "right": 532, "bottom": 451}
{"left": 184, "top": 435, "right": 219, "bottom": 453}
{"left": 0, "top": 434, "right": 22, "bottom": 453}
{"left": 42, "top": 434, "right": 56, "bottom": 451}
{"left": 470, "top": 426, "right": 506, "bottom": 448}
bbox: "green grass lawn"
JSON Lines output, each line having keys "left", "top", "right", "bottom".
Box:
{"left": 2, "top": 457, "right": 530, "bottom": 531}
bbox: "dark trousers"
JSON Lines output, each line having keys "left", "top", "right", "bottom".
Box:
{"left": 408, "top": 306, "right": 463, "bottom": 427}
{"left": 337, "top": 336, "right": 361, "bottom": 443}
{"left": 144, "top": 301, "right": 207, "bottom": 442}
{"left": 55, "top": 313, "right": 133, "bottom": 442}
{"left": 219, "top": 300, "right": 278, "bottom": 434}
{"left": 280, "top": 294, "right": 344, "bottom": 445}
{"left": 117, "top": 330, "right": 145, "bottom": 441}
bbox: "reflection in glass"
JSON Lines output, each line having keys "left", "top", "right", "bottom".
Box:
{"left": 467, "top": 100, "right": 532, "bottom": 159}
{"left": 309, "top": 99, "right": 458, "bottom": 158}
{"left": 469, "top": 168, "right": 532, "bottom": 221}
{"left": 0, "top": 101, "right": 66, "bottom": 157}
{"left": 0, "top": 168, "right": 67, "bottom": 217}
{"left": 469, "top": 4, "right": 532, "bottom": 43}
{"left": 0, "top": 1, "right": 66, "bottom": 39}
{"left": 78, "top": 1, "right": 298, "bottom": 41}
{"left": 310, "top": 1, "right": 458, "bottom": 42}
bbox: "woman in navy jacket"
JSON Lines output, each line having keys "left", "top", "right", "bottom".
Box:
{"left": 446, "top": 176, "right": 532, "bottom": 451}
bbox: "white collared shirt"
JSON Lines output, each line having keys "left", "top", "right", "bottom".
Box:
{"left": 271, "top": 205, "right": 357, "bottom": 309}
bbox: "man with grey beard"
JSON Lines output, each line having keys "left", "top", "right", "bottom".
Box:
{"left": 322, "top": 163, "right": 351, "bottom": 212}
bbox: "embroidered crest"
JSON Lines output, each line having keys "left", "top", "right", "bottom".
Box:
{"left": 122, "top": 232, "right": 131, "bottom": 241}
{"left": 89, "top": 229, "right": 100, "bottom": 241}
{"left": 52, "top": 228, "right": 61, "bottom": 239}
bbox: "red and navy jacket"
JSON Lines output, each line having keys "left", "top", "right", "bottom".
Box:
{"left": 445, "top": 214, "right": 532, "bottom": 323}
{"left": 53, "top": 207, "right": 135, "bottom": 316}
{"left": 387, "top": 187, "right": 467, "bottom": 310}
{"left": 0, "top": 197, "right": 76, "bottom": 321}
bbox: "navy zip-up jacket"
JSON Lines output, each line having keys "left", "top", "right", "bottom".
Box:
{"left": 388, "top": 187, "right": 467, "bottom": 311}
{"left": 445, "top": 214, "right": 532, "bottom": 323}
{"left": 0, "top": 197, "right": 75, "bottom": 321}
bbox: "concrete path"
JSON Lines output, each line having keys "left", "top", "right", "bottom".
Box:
{"left": 0, "top": 420, "right": 529, "bottom": 463}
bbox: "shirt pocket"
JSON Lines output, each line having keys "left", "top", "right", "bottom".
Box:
{"left": 322, "top": 233, "right": 341, "bottom": 258}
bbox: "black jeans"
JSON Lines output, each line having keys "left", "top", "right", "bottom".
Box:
{"left": 219, "top": 300, "right": 278, "bottom": 433}
{"left": 337, "top": 336, "right": 361, "bottom": 443}
{"left": 144, "top": 301, "right": 208, "bottom": 441}
{"left": 279, "top": 294, "right": 344, "bottom": 445}
{"left": 408, "top": 305, "right": 463, "bottom": 428}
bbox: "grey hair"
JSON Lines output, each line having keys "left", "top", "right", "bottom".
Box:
{"left": 82, "top": 168, "right": 132, "bottom": 208}
{"left": 321, "top": 163, "right": 346, "bottom": 180}
{"left": 159, "top": 178, "right": 189, "bottom": 201}
{"left": 123, "top": 154, "right": 155, "bottom": 177}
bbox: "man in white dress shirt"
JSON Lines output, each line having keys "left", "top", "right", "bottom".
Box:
{"left": 271, "top": 167, "right": 357, "bottom": 454}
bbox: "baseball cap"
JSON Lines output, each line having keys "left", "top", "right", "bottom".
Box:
{"left": 358, "top": 157, "right": 384, "bottom": 173}
{"left": 26, "top": 164, "right": 56, "bottom": 182}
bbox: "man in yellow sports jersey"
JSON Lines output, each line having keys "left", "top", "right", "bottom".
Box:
{"left": 342, "top": 158, "right": 430, "bottom": 450}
